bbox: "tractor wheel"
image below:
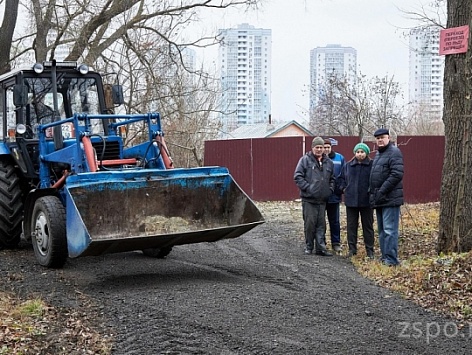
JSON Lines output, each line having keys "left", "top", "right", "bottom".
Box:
{"left": 31, "top": 196, "right": 68, "bottom": 268}
{"left": 0, "top": 160, "right": 23, "bottom": 249}
{"left": 142, "top": 246, "right": 173, "bottom": 258}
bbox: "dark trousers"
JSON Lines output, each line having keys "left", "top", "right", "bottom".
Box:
{"left": 302, "top": 201, "right": 327, "bottom": 252}
{"left": 326, "top": 202, "right": 341, "bottom": 245}
{"left": 346, "top": 206, "right": 374, "bottom": 254}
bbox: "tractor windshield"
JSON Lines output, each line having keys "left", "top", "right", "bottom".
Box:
{"left": 22, "top": 76, "right": 102, "bottom": 138}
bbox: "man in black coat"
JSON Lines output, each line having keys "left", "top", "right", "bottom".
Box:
{"left": 294, "top": 137, "right": 335, "bottom": 256}
{"left": 369, "top": 128, "right": 404, "bottom": 266}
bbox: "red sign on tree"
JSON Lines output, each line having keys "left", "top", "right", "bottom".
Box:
{"left": 439, "top": 25, "right": 469, "bottom": 55}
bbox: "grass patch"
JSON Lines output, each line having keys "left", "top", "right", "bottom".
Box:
{"left": 351, "top": 203, "right": 472, "bottom": 323}
{"left": 0, "top": 291, "right": 112, "bottom": 354}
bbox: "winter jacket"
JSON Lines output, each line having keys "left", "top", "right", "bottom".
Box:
{"left": 369, "top": 142, "right": 404, "bottom": 208}
{"left": 294, "top": 151, "right": 335, "bottom": 204}
{"left": 338, "top": 156, "right": 372, "bottom": 208}
{"left": 327, "top": 151, "right": 345, "bottom": 203}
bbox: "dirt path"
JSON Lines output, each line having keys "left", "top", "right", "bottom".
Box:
{"left": 1, "top": 202, "right": 470, "bottom": 354}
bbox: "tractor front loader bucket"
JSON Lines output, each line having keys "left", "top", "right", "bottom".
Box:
{"left": 64, "top": 167, "right": 264, "bottom": 258}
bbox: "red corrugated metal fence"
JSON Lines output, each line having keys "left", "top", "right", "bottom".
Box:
{"left": 204, "top": 136, "right": 444, "bottom": 203}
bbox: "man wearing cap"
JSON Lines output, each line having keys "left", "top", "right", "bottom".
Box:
{"left": 323, "top": 138, "right": 345, "bottom": 252}
{"left": 369, "top": 128, "right": 404, "bottom": 266}
{"left": 294, "top": 137, "right": 335, "bottom": 256}
{"left": 338, "top": 142, "right": 374, "bottom": 258}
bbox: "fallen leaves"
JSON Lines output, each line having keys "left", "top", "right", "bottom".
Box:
{"left": 0, "top": 290, "right": 112, "bottom": 354}
{"left": 352, "top": 202, "right": 472, "bottom": 323}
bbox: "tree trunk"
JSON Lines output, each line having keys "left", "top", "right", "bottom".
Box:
{"left": 0, "top": 0, "right": 19, "bottom": 75}
{"left": 438, "top": 0, "right": 472, "bottom": 252}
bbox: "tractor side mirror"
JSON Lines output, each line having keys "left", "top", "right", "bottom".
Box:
{"left": 112, "top": 85, "right": 124, "bottom": 105}
{"left": 13, "top": 84, "right": 28, "bottom": 106}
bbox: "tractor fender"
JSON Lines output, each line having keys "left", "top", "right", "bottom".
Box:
{"left": 23, "top": 188, "right": 60, "bottom": 241}
{"left": 0, "top": 142, "right": 10, "bottom": 155}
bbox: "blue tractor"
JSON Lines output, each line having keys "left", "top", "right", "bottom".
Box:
{"left": 0, "top": 61, "right": 264, "bottom": 268}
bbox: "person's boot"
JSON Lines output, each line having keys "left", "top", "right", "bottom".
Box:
{"left": 315, "top": 250, "right": 333, "bottom": 256}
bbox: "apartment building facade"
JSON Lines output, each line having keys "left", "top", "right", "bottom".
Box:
{"left": 409, "top": 26, "right": 445, "bottom": 121}
{"left": 218, "top": 23, "right": 272, "bottom": 133}
{"left": 309, "top": 44, "right": 357, "bottom": 109}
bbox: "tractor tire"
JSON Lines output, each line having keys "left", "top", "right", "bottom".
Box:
{"left": 31, "top": 196, "right": 68, "bottom": 268}
{"left": 142, "top": 246, "right": 173, "bottom": 258}
{"left": 0, "top": 160, "right": 23, "bottom": 249}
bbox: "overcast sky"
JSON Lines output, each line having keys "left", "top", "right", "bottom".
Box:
{"left": 195, "top": 0, "right": 445, "bottom": 124}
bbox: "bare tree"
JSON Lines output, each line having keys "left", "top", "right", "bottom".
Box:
{"left": 400, "top": 0, "right": 447, "bottom": 29}
{"left": 392, "top": 0, "right": 472, "bottom": 253}
{"left": 163, "top": 71, "right": 221, "bottom": 167}
{"left": 405, "top": 103, "right": 444, "bottom": 135}
{"left": 0, "top": 0, "right": 19, "bottom": 74}
{"left": 438, "top": 0, "right": 472, "bottom": 253}
{"left": 88, "top": 18, "right": 221, "bottom": 167}
{"left": 309, "top": 73, "right": 405, "bottom": 140}
{"left": 370, "top": 75, "right": 404, "bottom": 130}
{"left": 17, "top": 1, "right": 260, "bottom": 63}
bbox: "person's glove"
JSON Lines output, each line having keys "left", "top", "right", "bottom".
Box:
{"left": 375, "top": 191, "right": 387, "bottom": 204}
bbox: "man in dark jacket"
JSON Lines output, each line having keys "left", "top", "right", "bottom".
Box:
{"left": 369, "top": 128, "right": 404, "bottom": 266}
{"left": 294, "top": 137, "right": 335, "bottom": 256}
{"left": 323, "top": 138, "right": 345, "bottom": 252}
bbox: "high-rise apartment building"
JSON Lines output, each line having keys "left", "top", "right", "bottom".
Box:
{"left": 409, "top": 26, "right": 445, "bottom": 121}
{"left": 309, "top": 44, "right": 357, "bottom": 135}
{"left": 218, "top": 23, "right": 272, "bottom": 132}
{"left": 309, "top": 44, "right": 357, "bottom": 110}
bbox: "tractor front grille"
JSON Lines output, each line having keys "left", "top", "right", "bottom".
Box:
{"left": 92, "top": 140, "right": 121, "bottom": 161}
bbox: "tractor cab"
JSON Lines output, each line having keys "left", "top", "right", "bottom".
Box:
{"left": 1, "top": 61, "right": 123, "bottom": 180}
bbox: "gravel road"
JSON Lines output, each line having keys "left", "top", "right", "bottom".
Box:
{"left": 1, "top": 202, "right": 470, "bottom": 354}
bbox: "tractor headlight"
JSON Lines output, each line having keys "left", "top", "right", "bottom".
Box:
{"left": 16, "top": 124, "right": 27, "bottom": 135}
{"left": 33, "top": 63, "right": 44, "bottom": 74}
{"left": 78, "top": 64, "right": 89, "bottom": 75}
